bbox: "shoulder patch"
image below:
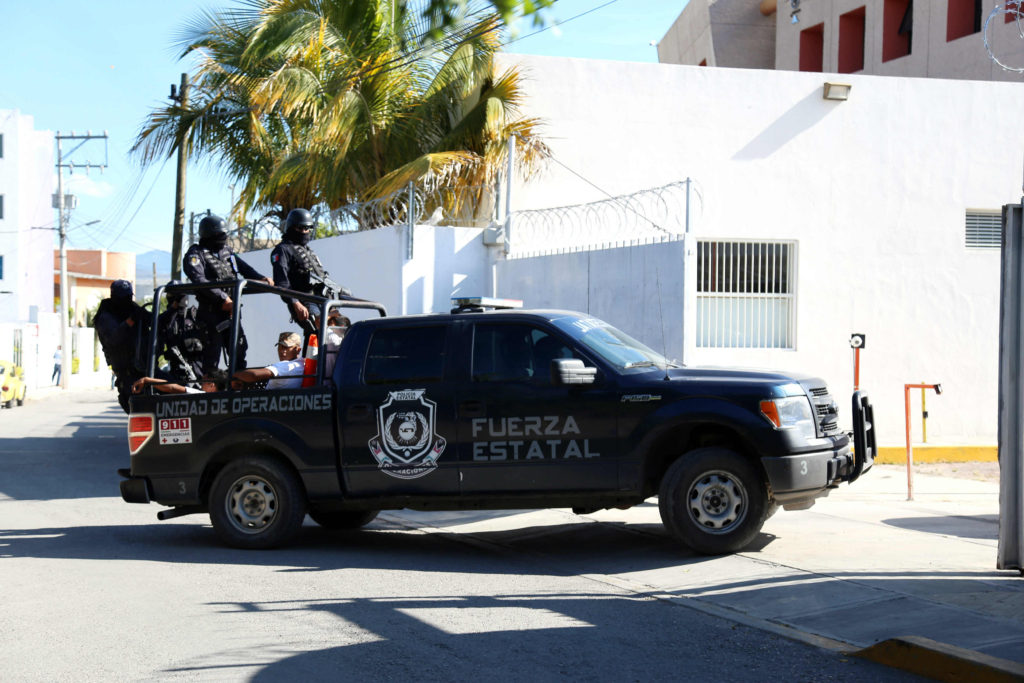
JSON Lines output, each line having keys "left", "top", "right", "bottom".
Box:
{"left": 188, "top": 254, "right": 201, "bottom": 268}
{"left": 272, "top": 252, "right": 280, "bottom": 263}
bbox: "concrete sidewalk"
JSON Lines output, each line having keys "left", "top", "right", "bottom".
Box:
{"left": 385, "top": 463, "right": 1024, "bottom": 678}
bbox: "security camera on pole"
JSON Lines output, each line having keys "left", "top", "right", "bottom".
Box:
{"left": 849, "top": 333, "right": 865, "bottom": 391}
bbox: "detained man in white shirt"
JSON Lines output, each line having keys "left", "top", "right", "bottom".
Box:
{"left": 231, "top": 331, "right": 306, "bottom": 390}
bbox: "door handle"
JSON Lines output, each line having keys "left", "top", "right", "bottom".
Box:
{"left": 459, "top": 400, "right": 485, "bottom": 417}
{"left": 347, "top": 403, "right": 373, "bottom": 420}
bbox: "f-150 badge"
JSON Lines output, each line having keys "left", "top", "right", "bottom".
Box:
{"left": 368, "top": 389, "right": 447, "bottom": 479}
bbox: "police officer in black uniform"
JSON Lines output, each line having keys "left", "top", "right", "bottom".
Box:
{"left": 271, "top": 208, "right": 338, "bottom": 330}
{"left": 182, "top": 214, "right": 271, "bottom": 373}
{"left": 95, "top": 279, "right": 151, "bottom": 413}
{"left": 157, "top": 285, "right": 204, "bottom": 386}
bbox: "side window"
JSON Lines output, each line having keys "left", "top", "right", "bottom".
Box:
{"left": 364, "top": 325, "right": 447, "bottom": 385}
{"left": 472, "top": 323, "right": 575, "bottom": 383}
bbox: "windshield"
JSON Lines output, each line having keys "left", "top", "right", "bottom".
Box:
{"left": 551, "top": 316, "right": 679, "bottom": 372}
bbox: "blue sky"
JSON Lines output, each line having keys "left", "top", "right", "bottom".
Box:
{"left": 1, "top": 0, "right": 684, "bottom": 259}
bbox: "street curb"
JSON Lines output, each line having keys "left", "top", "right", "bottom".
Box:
{"left": 875, "top": 445, "right": 997, "bottom": 463}
{"left": 855, "top": 636, "right": 1024, "bottom": 682}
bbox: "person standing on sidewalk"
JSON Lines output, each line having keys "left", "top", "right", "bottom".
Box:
{"left": 51, "top": 346, "right": 62, "bottom": 385}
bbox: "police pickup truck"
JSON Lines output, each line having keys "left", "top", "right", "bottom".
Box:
{"left": 120, "top": 282, "right": 875, "bottom": 555}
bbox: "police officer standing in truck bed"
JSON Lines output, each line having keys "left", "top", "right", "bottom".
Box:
{"left": 271, "top": 208, "right": 341, "bottom": 331}
{"left": 183, "top": 214, "right": 271, "bottom": 373}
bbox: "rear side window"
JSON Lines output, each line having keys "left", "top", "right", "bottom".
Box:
{"left": 364, "top": 325, "right": 447, "bottom": 384}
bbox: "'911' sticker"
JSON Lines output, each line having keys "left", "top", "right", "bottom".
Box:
{"left": 159, "top": 418, "right": 193, "bottom": 445}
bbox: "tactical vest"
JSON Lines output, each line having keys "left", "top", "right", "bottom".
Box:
{"left": 201, "top": 247, "right": 237, "bottom": 280}
{"left": 291, "top": 244, "right": 326, "bottom": 279}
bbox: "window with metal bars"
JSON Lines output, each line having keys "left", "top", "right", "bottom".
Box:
{"left": 696, "top": 240, "right": 796, "bottom": 349}
{"left": 965, "top": 210, "right": 1001, "bottom": 249}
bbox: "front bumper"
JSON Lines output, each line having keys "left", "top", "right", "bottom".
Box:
{"left": 761, "top": 391, "right": 876, "bottom": 505}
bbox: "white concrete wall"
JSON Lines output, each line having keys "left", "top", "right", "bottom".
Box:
{"left": 496, "top": 241, "right": 687, "bottom": 361}
{"left": 0, "top": 110, "right": 55, "bottom": 325}
{"left": 236, "top": 224, "right": 488, "bottom": 368}
{"left": 496, "top": 54, "right": 1021, "bottom": 446}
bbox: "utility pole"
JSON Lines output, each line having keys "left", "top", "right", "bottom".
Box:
{"left": 170, "top": 73, "right": 190, "bottom": 280}
{"left": 55, "top": 130, "right": 108, "bottom": 391}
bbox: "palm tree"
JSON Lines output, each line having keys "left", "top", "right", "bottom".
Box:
{"left": 133, "top": 0, "right": 548, "bottom": 230}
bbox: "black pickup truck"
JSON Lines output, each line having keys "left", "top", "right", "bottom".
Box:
{"left": 120, "top": 282, "right": 875, "bottom": 555}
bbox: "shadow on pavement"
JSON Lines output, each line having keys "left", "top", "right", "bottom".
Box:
{"left": 881, "top": 515, "right": 999, "bottom": 540}
{"left": 163, "top": 593, "right": 916, "bottom": 682}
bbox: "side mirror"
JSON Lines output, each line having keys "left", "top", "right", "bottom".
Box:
{"left": 552, "top": 359, "right": 597, "bottom": 386}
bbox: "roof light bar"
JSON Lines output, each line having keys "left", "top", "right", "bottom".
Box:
{"left": 451, "top": 296, "right": 523, "bottom": 311}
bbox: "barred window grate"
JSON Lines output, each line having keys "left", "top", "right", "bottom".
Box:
{"left": 965, "top": 211, "right": 1001, "bottom": 249}
{"left": 697, "top": 240, "right": 796, "bottom": 349}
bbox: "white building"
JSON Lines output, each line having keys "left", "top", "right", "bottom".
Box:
{"left": 0, "top": 110, "right": 60, "bottom": 389}
{"left": 658, "top": 0, "right": 1024, "bottom": 81}
{"left": 0, "top": 110, "right": 55, "bottom": 325}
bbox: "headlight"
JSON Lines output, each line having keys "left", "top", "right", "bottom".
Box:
{"left": 760, "top": 396, "right": 816, "bottom": 440}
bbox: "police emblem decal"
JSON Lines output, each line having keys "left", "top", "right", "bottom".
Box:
{"left": 368, "top": 389, "right": 447, "bottom": 479}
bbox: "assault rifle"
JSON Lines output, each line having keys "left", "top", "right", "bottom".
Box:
{"left": 168, "top": 345, "right": 199, "bottom": 384}
{"left": 309, "top": 271, "right": 352, "bottom": 300}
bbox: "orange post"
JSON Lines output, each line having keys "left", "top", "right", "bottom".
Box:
{"left": 854, "top": 347, "right": 861, "bottom": 391}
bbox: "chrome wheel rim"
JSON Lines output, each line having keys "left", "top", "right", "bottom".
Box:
{"left": 687, "top": 470, "right": 747, "bottom": 535}
{"left": 225, "top": 475, "right": 278, "bottom": 533}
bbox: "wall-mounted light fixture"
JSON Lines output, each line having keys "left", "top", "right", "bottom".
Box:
{"left": 823, "top": 82, "right": 852, "bottom": 100}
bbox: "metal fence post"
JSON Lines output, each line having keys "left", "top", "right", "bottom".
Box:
{"left": 998, "top": 201, "right": 1024, "bottom": 573}
{"left": 406, "top": 182, "right": 415, "bottom": 260}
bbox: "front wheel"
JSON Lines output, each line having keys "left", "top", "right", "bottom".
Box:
{"left": 16, "top": 388, "right": 25, "bottom": 406}
{"left": 659, "top": 447, "right": 769, "bottom": 555}
{"left": 308, "top": 508, "right": 379, "bottom": 530}
{"left": 208, "top": 456, "right": 306, "bottom": 549}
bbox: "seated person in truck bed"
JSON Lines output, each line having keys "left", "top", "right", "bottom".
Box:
{"left": 133, "top": 370, "right": 227, "bottom": 395}
{"left": 230, "top": 332, "right": 306, "bottom": 390}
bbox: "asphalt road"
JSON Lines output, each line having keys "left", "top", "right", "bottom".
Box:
{"left": 0, "top": 390, "right": 923, "bottom": 681}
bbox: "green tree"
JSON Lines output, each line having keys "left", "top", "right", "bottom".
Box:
{"left": 133, "top": 0, "right": 548, "bottom": 228}
{"left": 407, "top": 0, "right": 553, "bottom": 42}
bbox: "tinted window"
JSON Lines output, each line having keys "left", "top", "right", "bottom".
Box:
{"left": 364, "top": 325, "right": 447, "bottom": 384}
{"left": 473, "top": 323, "right": 575, "bottom": 383}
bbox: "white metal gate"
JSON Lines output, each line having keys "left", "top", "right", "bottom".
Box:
{"left": 696, "top": 239, "right": 796, "bottom": 349}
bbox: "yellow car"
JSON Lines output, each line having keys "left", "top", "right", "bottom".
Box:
{"left": 0, "top": 361, "right": 27, "bottom": 408}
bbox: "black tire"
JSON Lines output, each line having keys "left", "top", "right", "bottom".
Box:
{"left": 16, "top": 389, "right": 25, "bottom": 407}
{"left": 3, "top": 399, "right": 11, "bottom": 409}
{"left": 308, "top": 508, "right": 379, "bottom": 530}
{"left": 659, "top": 447, "right": 769, "bottom": 555}
{"left": 208, "top": 455, "right": 306, "bottom": 549}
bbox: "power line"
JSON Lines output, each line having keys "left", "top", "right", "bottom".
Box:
{"left": 105, "top": 154, "right": 173, "bottom": 249}
{"left": 536, "top": 145, "right": 672, "bottom": 234}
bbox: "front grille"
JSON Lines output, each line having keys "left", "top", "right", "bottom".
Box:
{"left": 802, "top": 382, "right": 841, "bottom": 437}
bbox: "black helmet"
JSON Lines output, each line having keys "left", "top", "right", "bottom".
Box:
{"left": 110, "top": 279, "right": 133, "bottom": 300}
{"left": 165, "top": 280, "right": 186, "bottom": 303}
{"left": 283, "top": 208, "right": 315, "bottom": 233}
{"left": 198, "top": 215, "right": 228, "bottom": 241}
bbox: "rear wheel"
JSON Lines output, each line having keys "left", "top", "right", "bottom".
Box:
{"left": 208, "top": 456, "right": 306, "bottom": 549}
{"left": 308, "top": 508, "right": 379, "bottom": 530}
{"left": 16, "top": 388, "right": 25, "bottom": 406}
{"left": 659, "top": 447, "right": 769, "bottom": 555}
